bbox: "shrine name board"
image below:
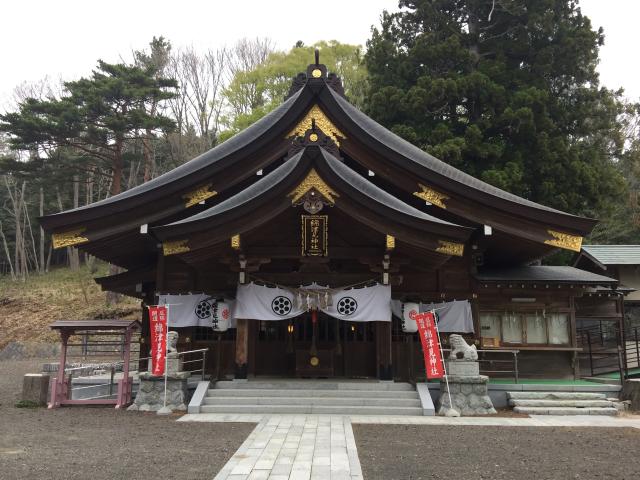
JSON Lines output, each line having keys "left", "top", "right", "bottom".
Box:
{"left": 301, "top": 215, "right": 328, "bottom": 256}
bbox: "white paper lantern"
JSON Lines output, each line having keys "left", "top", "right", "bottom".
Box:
{"left": 402, "top": 302, "right": 419, "bottom": 333}
{"left": 211, "top": 301, "right": 231, "bottom": 332}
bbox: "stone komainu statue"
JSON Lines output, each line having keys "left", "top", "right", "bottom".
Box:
{"left": 448, "top": 334, "right": 478, "bottom": 361}
{"left": 167, "top": 331, "right": 179, "bottom": 354}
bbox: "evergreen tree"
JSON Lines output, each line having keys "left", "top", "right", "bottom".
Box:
{"left": 0, "top": 60, "right": 178, "bottom": 196}
{"left": 365, "top": 0, "right": 626, "bottom": 217}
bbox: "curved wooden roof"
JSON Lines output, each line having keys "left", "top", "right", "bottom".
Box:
{"left": 153, "top": 145, "right": 472, "bottom": 258}
{"left": 40, "top": 59, "right": 597, "bottom": 268}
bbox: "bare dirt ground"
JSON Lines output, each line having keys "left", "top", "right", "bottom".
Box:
{"left": 354, "top": 424, "right": 640, "bottom": 480}
{"left": 0, "top": 359, "right": 254, "bottom": 480}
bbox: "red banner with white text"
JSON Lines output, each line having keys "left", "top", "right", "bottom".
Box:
{"left": 149, "top": 306, "right": 167, "bottom": 376}
{"left": 415, "top": 311, "right": 444, "bottom": 379}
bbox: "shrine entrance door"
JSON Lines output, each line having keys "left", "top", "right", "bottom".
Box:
{"left": 251, "top": 312, "right": 377, "bottom": 378}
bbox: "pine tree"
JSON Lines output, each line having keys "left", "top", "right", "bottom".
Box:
{"left": 0, "top": 60, "right": 178, "bottom": 196}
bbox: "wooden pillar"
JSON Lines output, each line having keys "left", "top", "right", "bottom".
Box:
{"left": 235, "top": 318, "right": 249, "bottom": 379}
{"left": 49, "top": 330, "right": 69, "bottom": 408}
{"left": 376, "top": 321, "right": 393, "bottom": 380}
{"left": 139, "top": 293, "right": 153, "bottom": 372}
{"left": 116, "top": 326, "right": 134, "bottom": 408}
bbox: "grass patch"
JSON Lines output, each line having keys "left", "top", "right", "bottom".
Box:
{"left": 0, "top": 263, "right": 139, "bottom": 350}
{"left": 15, "top": 399, "right": 41, "bottom": 408}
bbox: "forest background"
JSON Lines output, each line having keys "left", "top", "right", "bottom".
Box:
{"left": 0, "top": 0, "right": 639, "bottom": 283}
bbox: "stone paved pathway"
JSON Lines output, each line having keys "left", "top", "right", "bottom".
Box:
{"left": 177, "top": 413, "right": 640, "bottom": 479}
{"left": 211, "top": 415, "right": 362, "bottom": 480}
{"left": 179, "top": 413, "right": 640, "bottom": 429}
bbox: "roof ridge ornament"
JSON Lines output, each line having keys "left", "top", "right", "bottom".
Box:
{"left": 183, "top": 183, "right": 217, "bottom": 208}
{"left": 289, "top": 168, "right": 339, "bottom": 214}
{"left": 435, "top": 240, "right": 465, "bottom": 257}
{"left": 413, "top": 184, "right": 449, "bottom": 209}
{"left": 163, "top": 239, "right": 190, "bottom": 256}
{"left": 288, "top": 105, "right": 346, "bottom": 146}
{"left": 52, "top": 228, "right": 89, "bottom": 249}
{"left": 544, "top": 230, "right": 583, "bottom": 252}
{"left": 287, "top": 121, "right": 342, "bottom": 159}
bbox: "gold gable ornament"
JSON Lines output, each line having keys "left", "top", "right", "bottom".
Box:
{"left": 288, "top": 105, "right": 346, "bottom": 146}
{"left": 163, "top": 239, "right": 190, "bottom": 256}
{"left": 52, "top": 228, "right": 89, "bottom": 249}
{"left": 386, "top": 235, "right": 396, "bottom": 251}
{"left": 435, "top": 240, "right": 465, "bottom": 257}
{"left": 231, "top": 234, "right": 241, "bottom": 250}
{"left": 289, "top": 169, "right": 339, "bottom": 206}
{"left": 413, "top": 184, "right": 449, "bottom": 209}
{"left": 183, "top": 184, "right": 217, "bottom": 208}
{"left": 544, "top": 230, "right": 583, "bottom": 252}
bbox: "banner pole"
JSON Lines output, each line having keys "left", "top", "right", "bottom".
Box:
{"left": 163, "top": 303, "right": 169, "bottom": 410}
{"left": 431, "top": 310, "right": 453, "bottom": 411}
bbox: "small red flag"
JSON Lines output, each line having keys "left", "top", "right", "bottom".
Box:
{"left": 415, "top": 311, "right": 444, "bottom": 379}
{"left": 149, "top": 306, "right": 168, "bottom": 376}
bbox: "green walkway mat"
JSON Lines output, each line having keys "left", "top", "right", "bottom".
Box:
{"left": 594, "top": 367, "right": 640, "bottom": 379}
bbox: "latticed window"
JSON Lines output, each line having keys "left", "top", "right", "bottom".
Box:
{"left": 479, "top": 311, "right": 570, "bottom": 346}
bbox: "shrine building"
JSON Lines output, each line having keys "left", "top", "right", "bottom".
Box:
{"left": 40, "top": 56, "right": 624, "bottom": 382}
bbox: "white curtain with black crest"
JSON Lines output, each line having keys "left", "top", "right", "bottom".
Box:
{"left": 233, "top": 282, "right": 391, "bottom": 322}
{"left": 157, "top": 294, "right": 234, "bottom": 330}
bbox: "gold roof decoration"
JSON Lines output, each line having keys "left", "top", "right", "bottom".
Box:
{"left": 288, "top": 105, "right": 346, "bottom": 146}
{"left": 52, "top": 228, "right": 89, "bottom": 249}
{"left": 386, "top": 235, "right": 396, "bottom": 251}
{"left": 163, "top": 239, "right": 190, "bottom": 256}
{"left": 183, "top": 183, "right": 217, "bottom": 208}
{"left": 413, "top": 184, "right": 449, "bottom": 209}
{"left": 289, "top": 168, "right": 339, "bottom": 205}
{"left": 435, "top": 240, "right": 465, "bottom": 257}
{"left": 231, "top": 234, "right": 241, "bottom": 250}
{"left": 544, "top": 230, "right": 583, "bottom": 252}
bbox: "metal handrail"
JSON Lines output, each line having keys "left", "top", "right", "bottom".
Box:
{"left": 442, "top": 347, "right": 520, "bottom": 383}
{"left": 135, "top": 348, "right": 209, "bottom": 381}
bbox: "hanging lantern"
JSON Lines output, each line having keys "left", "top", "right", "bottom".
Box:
{"left": 210, "top": 301, "right": 230, "bottom": 332}
{"left": 402, "top": 302, "right": 419, "bottom": 333}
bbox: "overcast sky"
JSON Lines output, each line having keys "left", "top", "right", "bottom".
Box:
{"left": 1, "top": 0, "right": 638, "bottom": 108}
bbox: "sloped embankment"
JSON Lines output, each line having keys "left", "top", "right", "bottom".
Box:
{"left": 0, "top": 265, "right": 139, "bottom": 353}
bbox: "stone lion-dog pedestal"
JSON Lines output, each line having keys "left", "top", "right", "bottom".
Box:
{"left": 437, "top": 334, "right": 496, "bottom": 416}
{"left": 128, "top": 331, "right": 189, "bottom": 414}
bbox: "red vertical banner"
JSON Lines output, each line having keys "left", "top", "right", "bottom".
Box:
{"left": 415, "top": 311, "right": 444, "bottom": 379}
{"left": 149, "top": 306, "right": 167, "bottom": 376}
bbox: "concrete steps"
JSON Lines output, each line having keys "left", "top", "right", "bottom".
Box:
{"left": 510, "top": 399, "right": 614, "bottom": 408}
{"left": 200, "top": 380, "right": 422, "bottom": 416}
{"left": 206, "top": 388, "right": 417, "bottom": 399}
{"left": 507, "top": 391, "right": 621, "bottom": 416}
{"left": 213, "top": 380, "right": 414, "bottom": 391}
{"left": 204, "top": 394, "right": 421, "bottom": 407}
{"left": 512, "top": 406, "right": 620, "bottom": 416}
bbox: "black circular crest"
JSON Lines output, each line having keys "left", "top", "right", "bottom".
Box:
{"left": 271, "top": 296, "right": 292, "bottom": 316}
{"left": 336, "top": 296, "right": 358, "bottom": 316}
{"left": 195, "top": 300, "right": 212, "bottom": 319}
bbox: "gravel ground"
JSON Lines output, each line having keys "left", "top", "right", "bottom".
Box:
{"left": 0, "top": 359, "right": 254, "bottom": 480}
{"left": 354, "top": 424, "right": 640, "bottom": 480}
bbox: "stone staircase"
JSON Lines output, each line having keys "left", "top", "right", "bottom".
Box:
{"left": 507, "top": 391, "right": 622, "bottom": 416}
{"left": 200, "top": 380, "right": 423, "bottom": 416}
